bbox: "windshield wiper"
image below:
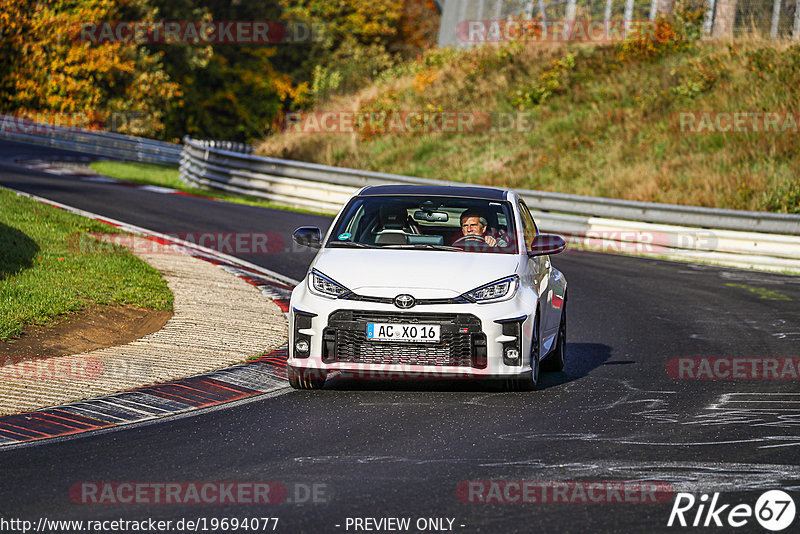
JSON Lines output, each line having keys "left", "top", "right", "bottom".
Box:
{"left": 327, "top": 241, "right": 378, "bottom": 248}
{"left": 382, "top": 244, "right": 462, "bottom": 251}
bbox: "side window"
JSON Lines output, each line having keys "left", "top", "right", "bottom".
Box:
{"left": 346, "top": 205, "right": 368, "bottom": 240}
{"left": 518, "top": 201, "right": 538, "bottom": 249}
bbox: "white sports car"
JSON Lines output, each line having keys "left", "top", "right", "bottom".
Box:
{"left": 287, "top": 184, "right": 568, "bottom": 390}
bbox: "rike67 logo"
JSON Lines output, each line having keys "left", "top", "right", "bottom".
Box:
{"left": 668, "top": 490, "right": 796, "bottom": 531}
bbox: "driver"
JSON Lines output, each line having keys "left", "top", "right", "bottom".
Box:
{"left": 459, "top": 209, "right": 499, "bottom": 247}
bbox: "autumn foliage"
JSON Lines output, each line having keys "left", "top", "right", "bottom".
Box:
{"left": 0, "top": 0, "right": 440, "bottom": 142}
{"left": 0, "top": 0, "right": 179, "bottom": 137}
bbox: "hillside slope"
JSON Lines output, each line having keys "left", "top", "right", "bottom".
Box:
{"left": 257, "top": 24, "right": 800, "bottom": 213}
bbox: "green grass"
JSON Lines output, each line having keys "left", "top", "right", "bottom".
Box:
{"left": 91, "top": 161, "right": 187, "bottom": 189}
{"left": 0, "top": 189, "right": 173, "bottom": 341}
{"left": 90, "top": 161, "right": 328, "bottom": 216}
{"left": 724, "top": 282, "right": 792, "bottom": 300}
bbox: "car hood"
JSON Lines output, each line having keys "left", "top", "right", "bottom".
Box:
{"left": 312, "top": 249, "right": 519, "bottom": 297}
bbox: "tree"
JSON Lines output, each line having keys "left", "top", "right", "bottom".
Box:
{"left": 276, "top": 0, "right": 440, "bottom": 100}
{"left": 0, "top": 0, "right": 180, "bottom": 137}
{"left": 712, "top": 0, "right": 739, "bottom": 37}
{"left": 147, "top": 0, "right": 286, "bottom": 141}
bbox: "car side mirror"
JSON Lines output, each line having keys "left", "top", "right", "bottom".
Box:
{"left": 293, "top": 227, "right": 322, "bottom": 249}
{"left": 529, "top": 234, "right": 566, "bottom": 256}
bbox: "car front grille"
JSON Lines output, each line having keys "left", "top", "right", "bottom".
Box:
{"left": 323, "top": 310, "right": 485, "bottom": 368}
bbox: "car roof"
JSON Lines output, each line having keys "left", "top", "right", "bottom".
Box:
{"left": 358, "top": 184, "right": 509, "bottom": 201}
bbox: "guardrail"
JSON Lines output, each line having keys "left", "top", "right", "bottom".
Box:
{"left": 1, "top": 122, "right": 796, "bottom": 274}
{"left": 179, "top": 136, "right": 800, "bottom": 274}
{"left": 0, "top": 114, "right": 181, "bottom": 165}
{"left": 179, "top": 137, "right": 800, "bottom": 233}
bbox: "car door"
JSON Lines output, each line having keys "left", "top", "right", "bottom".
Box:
{"left": 518, "top": 201, "right": 559, "bottom": 347}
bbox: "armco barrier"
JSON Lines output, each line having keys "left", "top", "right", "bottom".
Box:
{"left": 0, "top": 114, "right": 181, "bottom": 165}
{"left": 179, "top": 137, "right": 800, "bottom": 234}
{"left": 536, "top": 212, "right": 800, "bottom": 272}
{"left": 179, "top": 136, "right": 800, "bottom": 274}
{"left": 1, "top": 120, "right": 796, "bottom": 274}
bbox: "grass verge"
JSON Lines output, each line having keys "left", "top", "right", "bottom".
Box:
{"left": 89, "top": 161, "right": 329, "bottom": 216}
{"left": 0, "top": 189, "right": 173, "bottom": 341}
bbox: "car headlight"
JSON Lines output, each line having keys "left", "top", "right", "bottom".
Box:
{"left": 309, "top": 269, "right": 350, "bottom": 298}
{"left": 462, "top": 275, "right": 519, "bottom": 303}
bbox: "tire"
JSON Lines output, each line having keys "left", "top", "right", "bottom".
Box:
{"left": 287, "top": 365, "right": 327, "bottom": 390}
{"left": 503, "top": 312, "right": 540, "bottom": 391}
{"left": 541, "top": 293, "right": 567, "bottom": 372}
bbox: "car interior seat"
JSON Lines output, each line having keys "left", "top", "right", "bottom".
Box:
{"left": 375, "top": 205, "right": 415, "bottom": 244}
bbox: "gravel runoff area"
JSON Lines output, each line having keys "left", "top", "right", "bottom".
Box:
{"left": 0, "top": 246, "right": 288, "bottom": 415}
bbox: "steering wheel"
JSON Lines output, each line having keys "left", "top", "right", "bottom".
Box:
{"left": 453, "top": 234, "right": 488, "bottom": 246}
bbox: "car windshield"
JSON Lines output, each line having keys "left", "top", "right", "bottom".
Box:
{"left": 327, "top": 196, "right": 518, "bottom": 254}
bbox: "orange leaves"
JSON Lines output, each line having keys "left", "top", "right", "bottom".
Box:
{"left": 413, "top": 67, "right": 438, "bottom": 92}
{"left": 653, "top": 19, "right": 678, "bottom": 44}
{"left": 0, "top": 0, "right": 177, "bottom": 137}
{"left": 617, "top": 19, "right": 685, "bottom": 63}
{"left": 399, "top": 0, "right": 440, "bottom": 51}
{"left": 274, "top": 75, "right": 310, "bottom": 107}
{"left": 281, "top": 0, "right": 434, "bottom": 49}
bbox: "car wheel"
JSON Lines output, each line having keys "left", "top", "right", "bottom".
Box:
{"left": 287, "top": 365, "right": 327, "bottom": 390}
{"left": 504, "top": 313, "right": 540, "bottom": 391}
{"left": 541, "top": 294, "right": 567, "bottom": 372}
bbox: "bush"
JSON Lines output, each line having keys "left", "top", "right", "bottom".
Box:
{"left": 617, "top": 0, "right": 706, "bottom": 63}
{"left": 510, "top": 52, "right": 577, "bottom": 109}
{"left": 670, "top": 55, "right": 727, "bottom": 99}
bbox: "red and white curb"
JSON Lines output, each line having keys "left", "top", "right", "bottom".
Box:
{"left": 0, "top": 186, "right": 299, "bottom": 448}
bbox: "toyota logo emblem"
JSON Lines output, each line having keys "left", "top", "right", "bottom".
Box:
{"left": 394, "top": 294, "right": 415, "bottom": 309}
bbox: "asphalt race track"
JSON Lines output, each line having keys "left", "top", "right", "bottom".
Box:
{"left": 1, "top": 140, "right": 799, "bottom": 533}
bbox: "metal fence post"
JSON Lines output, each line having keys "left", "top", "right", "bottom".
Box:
{"left": 703, "top": 0, "right": 717, "bottom": 35}
{"left": 437, "top": 0, "right": 793, "bottom": 48}
{"left": 566, "top": 0, "right": 577, "bottom": 21}
{"left": 795, "top": 0, "right": 800, "bottom": 39}
{"left": 712, "top": 0, "right": 739, "bottom": 37}
{"left": 524, "top": 0, "right": 534, "bottom": 18}
{"left": 537, "top": 0, "right": 547, "bottom": 32}
{"left": 624, "top": 0, "right": 634, "bottom": 31}
{"left": 770, "top": 0, "right": 782, "bottom": 39}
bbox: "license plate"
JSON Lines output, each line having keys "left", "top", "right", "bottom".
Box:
{"left": 366, "top": 323, "right": 441, "bottom": 343}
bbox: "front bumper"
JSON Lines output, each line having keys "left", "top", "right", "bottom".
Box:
{"left": 287, "top": 283, "right": 536, "bottom": 380}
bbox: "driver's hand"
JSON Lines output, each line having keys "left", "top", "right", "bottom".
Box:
{"left": 485, "top": 235, "right": 497, "bottom": 247}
